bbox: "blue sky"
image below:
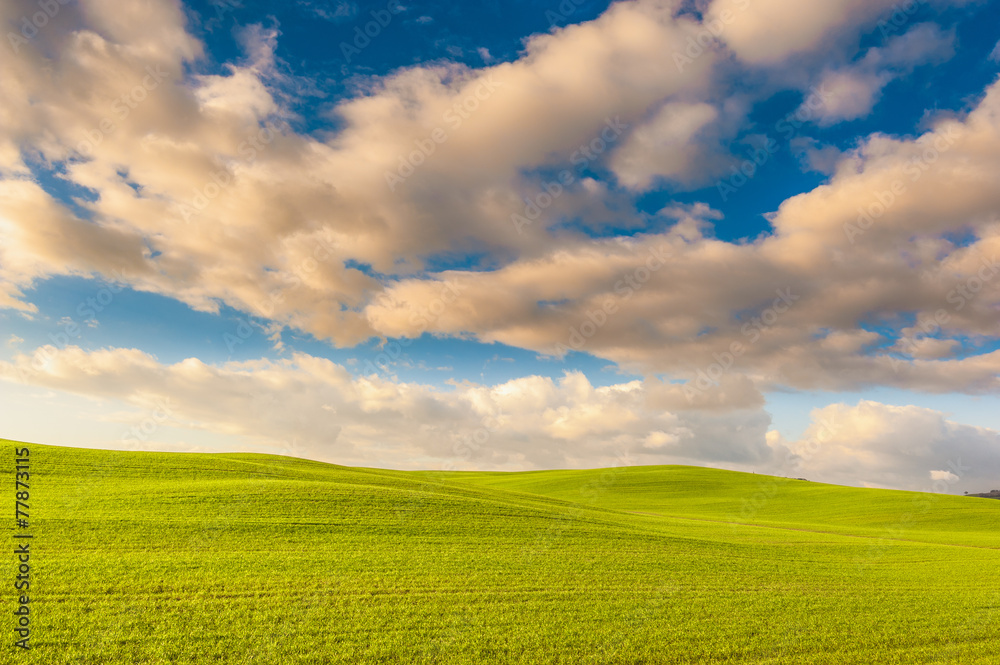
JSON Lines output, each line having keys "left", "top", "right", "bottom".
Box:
{"left": 2, "top": 0, "right": 1000, "bottom": 491}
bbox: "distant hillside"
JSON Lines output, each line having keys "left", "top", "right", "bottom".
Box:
{"left": 967, "top": 490, "right": 1000, "bottom": 499}
{"left": 7, "top": 440, "right": 1000, "bottom": 664}
{"left": 436, "top": 464, "right": 1000, "bottom": 548}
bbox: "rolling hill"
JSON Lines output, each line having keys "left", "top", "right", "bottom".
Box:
{"left": 6, "top": 440, "right": 998, "bottom": 663}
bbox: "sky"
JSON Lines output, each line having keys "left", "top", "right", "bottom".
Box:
{"left": 1, "top": 0, "right": 999, "bottom": 493}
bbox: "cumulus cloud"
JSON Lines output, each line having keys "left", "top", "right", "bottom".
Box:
{"left": 363, "top": 97, "right": 1000, "bottom": 392}
{"left": 706, "top": 0, "right": 966, "bottom": 65}
{"left": 791, "top": 137, "right": 844, "bottom": 174}
{"left": 299, "top": 1, "right": 358, "bottom": 23}
{"left": 610, "top": 101, "right": 719, "bottom": 189}
{"left": 802, "top": 23, "right": 955, "bottom": 125}
{"left": 777, "top": 400, "right": 1000, "bottom": 492}
{"left": 0, "top": 345, "right": 773, "bottom": 470}
{"left": 0, "top": 0, "right": 997, "bottom": 403}
{"left": 4, "top": 345, "right": 995, "bottom": 492}
{"left": 807, "top": 69, "right": 893, "bottom": 125}
{"left": 0, "top": 0, "right": 718, "bottom": 347}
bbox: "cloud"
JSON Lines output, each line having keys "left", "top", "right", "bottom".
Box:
{"left": 0, "top": 0, "right": 716, "bottom": 347}
{"left": 0, "top": 0, "right": 997, "bottom": 400}
{"left": 610, "top": 101, "right": 719, "bottom": 189}
{"left": 806, "top": 69, "right": 893, "bottom": 125}
{"left": 801, "top": 23, "right": 954, "bottom": 125}
{"left": 0, "top": 345, "right": 773, "bottom": 470}
{"left": 776, "top": 400, "right": 1000, "bottom": 492}
{"left": 790, "top": 137, "right": 844, "bottom": 174}
{"left": 929, "top": 469, "right": 959, "bottom": 482}
{"left": 363, "top": 130, "right": 1000, "bottom": 392}
{"left": 4, "top": 345, "right": 995, "bottom": 492}
{"left": 706, "top": 0, "right": 966, "bottom": 65}
{"left": 299, "top": 1, "right": 358, "bottom": 23}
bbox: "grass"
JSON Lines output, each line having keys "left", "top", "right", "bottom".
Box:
{"left": 5, "top": 440, "right": 999, "bottom": 663}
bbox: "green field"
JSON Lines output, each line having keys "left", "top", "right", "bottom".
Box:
{"left": 5, "top": 440, "right": 999, "bottom": 663}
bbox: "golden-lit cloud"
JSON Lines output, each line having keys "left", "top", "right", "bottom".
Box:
{"left": 776, "top": 400, "right": 1000, "bottom": 491}
{"left": 4, "top": 345, "right": 996, "bottom": 491}
{"left": 1, "top": 0, "right": 997, "bottom": 399}
{"left": 0, "top": 344, "right": 773, "bottom": 470}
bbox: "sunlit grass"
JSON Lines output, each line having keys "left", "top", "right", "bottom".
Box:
{"left": 8, "top": 441, "right": 999, "bottom": 663}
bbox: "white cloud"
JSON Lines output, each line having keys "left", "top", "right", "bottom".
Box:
{"left": 930, "top": 469, "right": 959, "bottom": 482}
{"left": 801, "top": 23, "right": 955, "bottom": 125}
{"left": 0, "top": 0, "right": 716, "bottom": 347}
{"left": 0, "top": 0, "right": 996, "bottom": 402}
{"left": 706, "top": 0, "right": 966, "bottom": 65}
{"left": 0, "top": 345, "right": 773, "bottom": 470}
{"left": 806, "top": 69, "right": 892, "bottom": 125}
{"left": 299, "top": 1, "right": 358, "bottom": 23}
{"left": 776, "top": 400, "right": 1000, "bottom": 492}
{"left": 4, "top": 345, "right": 995, "bottom": 492}
{"left": 362, "top": 150, "right": 1000, "bottom": 392}
{"left": 610, "top": 101, "right": 719, "bottom": 189}
{"left": 790, "top": 137, "right": 844, "bottom": 174}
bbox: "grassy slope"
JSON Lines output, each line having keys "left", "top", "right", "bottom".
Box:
{"left": 436, "top": 465, "right": 1000, "bottom": 547}
{"left": 5, "top": 441, "right": 999, "bottom": 664}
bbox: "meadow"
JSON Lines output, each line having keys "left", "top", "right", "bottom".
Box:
{"left": 5, "top": 440, "right": 998, "bottom": 663}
